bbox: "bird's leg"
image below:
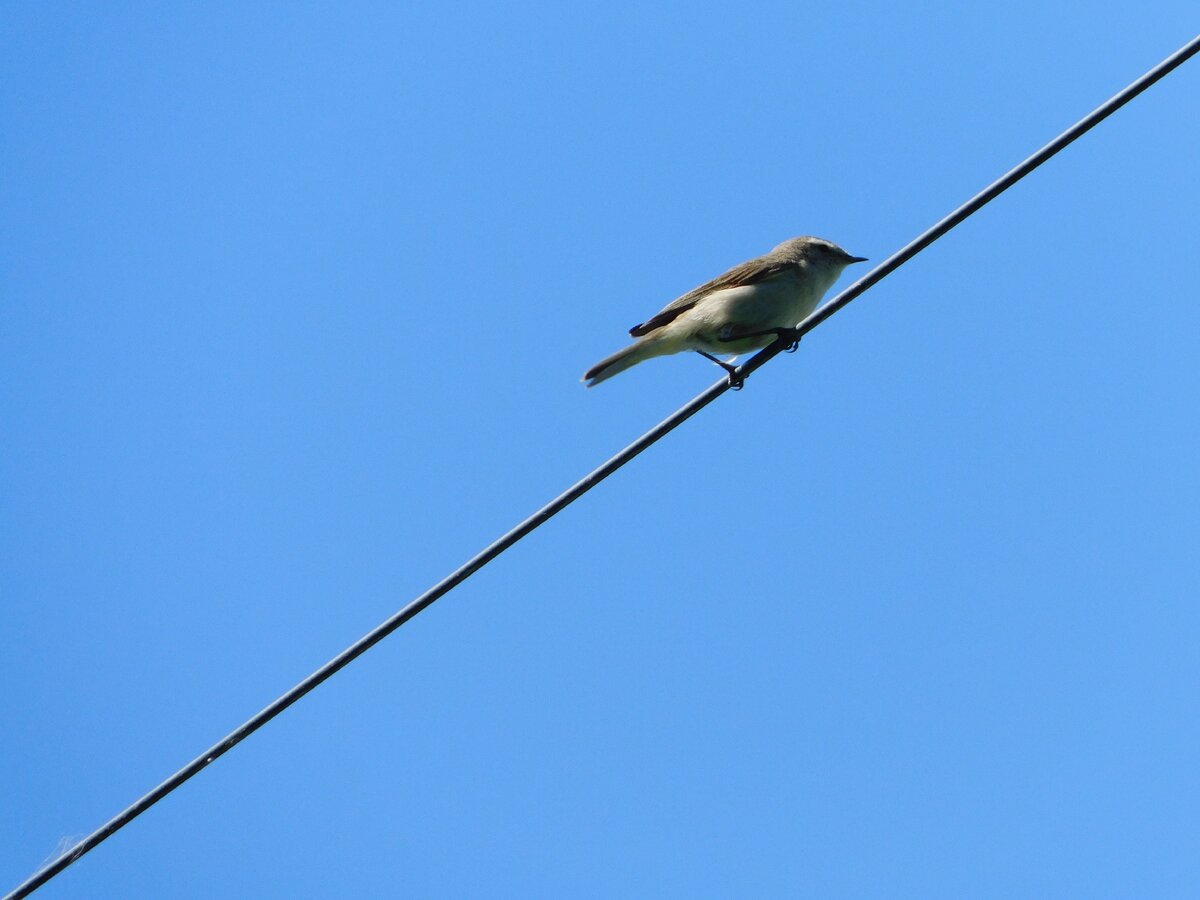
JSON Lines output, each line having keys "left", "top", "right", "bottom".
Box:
{"left": 718, "top": 327, "right": 803, "bottom": 352}
{"left": 778, "top": 328, "right": 802, "bottom": 353}
{"left": 694, "top": 351, "right": 744, "bottom": 390}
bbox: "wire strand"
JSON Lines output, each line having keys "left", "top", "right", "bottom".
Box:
{"left": 7, "top": 31, "right": 1199, "bottom": 900}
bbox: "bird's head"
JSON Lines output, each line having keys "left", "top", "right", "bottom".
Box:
{"left": 774, "top": 236, "right": 868, "bottom": 273}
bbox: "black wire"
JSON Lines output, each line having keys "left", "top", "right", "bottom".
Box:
{"left": 7, "top": 31, "right": 1199, "bottom": 900}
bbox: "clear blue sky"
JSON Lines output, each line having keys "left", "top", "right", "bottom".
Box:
{"left": 3, "top": 4, "right": 1198, "bottom": 897}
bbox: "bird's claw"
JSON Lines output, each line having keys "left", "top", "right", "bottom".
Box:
{"left": 695, "top": 350, "right": 745, "bottom": 390}
{"left": 715, "top": 359, "right": 745, "bottom": 391}
{"left": 776, "top": 328, "right": 802, "bottom": 352}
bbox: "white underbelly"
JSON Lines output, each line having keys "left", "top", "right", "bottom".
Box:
{"left": 684, "top": 279, "right": 820, "bottom": 352}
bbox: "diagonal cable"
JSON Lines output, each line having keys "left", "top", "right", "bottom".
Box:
{"left": 7, "top": 31, "right": 1199, "bottom": 900}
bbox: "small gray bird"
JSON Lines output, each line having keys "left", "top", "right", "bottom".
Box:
{"left": 584, "top": 236, "right": 866, "bottom": 387}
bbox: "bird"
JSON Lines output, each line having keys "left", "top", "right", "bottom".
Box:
{"left": 583, "top": 236, "right": 866, "bottom": 387}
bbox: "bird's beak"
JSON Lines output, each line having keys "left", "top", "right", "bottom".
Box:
{"left": 847, "top": 255, "right": 868, "bottom": 264}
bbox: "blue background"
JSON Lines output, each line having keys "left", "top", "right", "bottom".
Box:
{"left": 3, "top": 4, "right": 1198, "bottom": 897}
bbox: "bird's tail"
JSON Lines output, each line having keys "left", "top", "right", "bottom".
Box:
{"left": 582, "top": 339, "right": 667, "bottom": 387}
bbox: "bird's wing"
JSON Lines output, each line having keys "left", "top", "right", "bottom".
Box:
{"left": 628, "top": 256, "right": 796, "bottom": 337}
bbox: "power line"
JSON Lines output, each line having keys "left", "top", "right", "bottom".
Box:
{"left": 7, "top": 31, "right": 1199, "bottom": 900}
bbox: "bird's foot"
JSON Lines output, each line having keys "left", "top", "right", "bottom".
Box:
{"left": 695, "top": 351, "right": 744, "bottom": 390}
